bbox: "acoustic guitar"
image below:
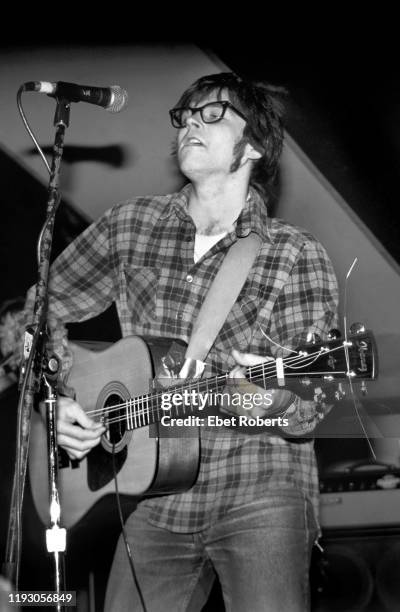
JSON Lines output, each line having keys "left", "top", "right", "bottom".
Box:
{"left": 29, "top": 330, "right": 377, "bottom": 527}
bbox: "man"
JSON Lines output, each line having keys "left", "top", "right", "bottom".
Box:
{"left": 24, "top": 72, "right": 338, "bottom": 611}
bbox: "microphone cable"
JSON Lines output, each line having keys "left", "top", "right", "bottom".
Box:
{"left": 17, "top": 85, "right": 51, "bottom": 174}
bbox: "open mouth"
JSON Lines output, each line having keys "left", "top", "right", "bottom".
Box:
{"left": 181, "top": 136, "right": 205, "bottom": 148}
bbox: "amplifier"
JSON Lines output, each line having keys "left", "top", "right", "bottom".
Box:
{"left": 312, "top": 530, "right": 400, "bottom": 611}
{"left": 314, "top": 460, "right": 400, "bottom": 610}
{"left": 319, "top": 466, "right": 400, "bottom": 528}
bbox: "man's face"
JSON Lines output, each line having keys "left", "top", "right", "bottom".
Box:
{"left": 176, "top": 92, "right": 249, "bottom": 181}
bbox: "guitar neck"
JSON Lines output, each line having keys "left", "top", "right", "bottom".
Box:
{"left": 106, "top": 331, "right": 376, "bottom": 431}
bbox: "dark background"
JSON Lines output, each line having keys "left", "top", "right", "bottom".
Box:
{"left": 207, "top": 38, "right": 400, "bottom": 265}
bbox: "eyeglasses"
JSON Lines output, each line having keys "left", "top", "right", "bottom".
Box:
{"left": 169, "top": 101, "right": 247, "bottom": 129}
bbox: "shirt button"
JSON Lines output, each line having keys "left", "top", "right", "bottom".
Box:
{"left": 186, "top": 274, "right": 193, "bottom": 283}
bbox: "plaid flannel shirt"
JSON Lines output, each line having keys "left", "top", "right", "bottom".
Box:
{"left": 28, "top": 184, "right": 338, "bottom": 532}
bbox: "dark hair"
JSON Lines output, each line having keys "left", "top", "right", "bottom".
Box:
{"left": 174, "top": 72, "right": 287, "bottom": 200}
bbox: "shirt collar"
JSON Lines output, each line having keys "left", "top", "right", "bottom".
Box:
{"left": 159, "top": 183, "right": 273, "bottom": 244}
{"left": 159, "top": 184, "right": 192, "bottom": 221}
{"left": 235, "top": 186, "right": 273, "bottom": 243}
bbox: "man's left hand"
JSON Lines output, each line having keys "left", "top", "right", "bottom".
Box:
{"left": 220, "top": 349, "right": 294, "bottom": 418}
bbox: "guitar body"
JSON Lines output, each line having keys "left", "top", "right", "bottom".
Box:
{"left": 29, "top": 336, "right": 200, "bottom": 528}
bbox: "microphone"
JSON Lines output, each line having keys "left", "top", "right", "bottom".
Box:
{"left": 22, "top": 81, "right": 128, "bottom": 113}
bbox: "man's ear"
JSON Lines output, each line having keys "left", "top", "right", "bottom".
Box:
{"left": 243, "top": 142, "right": 262, "bottom": 162}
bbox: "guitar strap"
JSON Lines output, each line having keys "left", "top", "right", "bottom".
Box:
{"left": 184, "top": 232, "right": 262, "bottom": 368}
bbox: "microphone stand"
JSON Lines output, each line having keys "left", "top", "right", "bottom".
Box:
{"left": 3, "top": 97, "right": 71, "bottom": 612}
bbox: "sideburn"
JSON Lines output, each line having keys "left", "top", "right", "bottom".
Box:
{"left": 229, "top": 137, "right": 248, "bottom": 173}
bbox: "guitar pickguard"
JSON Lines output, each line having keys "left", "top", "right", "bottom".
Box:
{"left": 87, "top": 444, "right": 127, "bottom": 491}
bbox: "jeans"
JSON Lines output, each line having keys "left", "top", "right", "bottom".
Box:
{"left": 105, "top": 489, "right": 318, "bottom": 612}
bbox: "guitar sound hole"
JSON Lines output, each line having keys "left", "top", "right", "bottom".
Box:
{"left": 104, "top": 393, "right": 127, "bottom": 445}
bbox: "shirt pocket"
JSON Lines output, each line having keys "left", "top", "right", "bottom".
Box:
{"left": 123, "top": 265, "right": 159, "bottom": 324}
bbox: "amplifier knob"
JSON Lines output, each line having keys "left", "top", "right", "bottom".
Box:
{"left": 377, "top": 474, "right": 400, "bottom": 489}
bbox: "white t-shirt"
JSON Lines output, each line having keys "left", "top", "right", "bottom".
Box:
{"left": 193, "top": 232, "right": 227, "bottom": 263}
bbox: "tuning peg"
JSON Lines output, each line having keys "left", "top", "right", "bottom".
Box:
{"left": 327, "top": 328, "right": 341, "bottom": 340}
{"left": 306, "top": 332, "right": 321, "bottom": 344}
{"left": 349, "top": 322, "right": 366, "bottom": 335}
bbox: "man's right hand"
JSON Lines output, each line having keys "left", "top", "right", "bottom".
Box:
{"left": 57, "top": 396, "right": 106, "bottom": 461}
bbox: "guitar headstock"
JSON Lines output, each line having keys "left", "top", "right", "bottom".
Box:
{"left": 286, "top": 325, "right": 378, "bottom": 404}
{"left": 295, "top": 325, "right": 377, "bottom": 381}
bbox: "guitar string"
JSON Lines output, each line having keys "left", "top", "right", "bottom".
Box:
{"left": 103, "top": 371, "right": 349, "bottom": 428}
{"left": 107, "top": 371, "right": 345, "bottom": 425}
{"left": 84, "top": 345, "right": 341, "bottom": 419}
{"left": 86, "top": 344, "right": 354, "bottom": 426}
{"left": 86, "top": 344, "right": 351, "bottom": 423}
{"left": 83, "top": 351, "right": 299, "bottom": 419}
